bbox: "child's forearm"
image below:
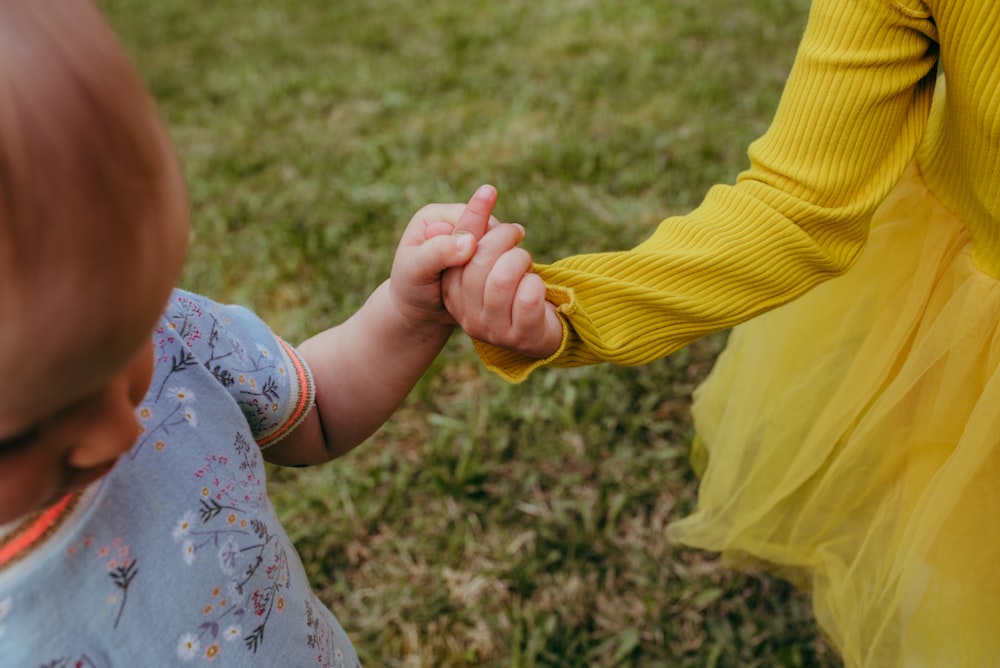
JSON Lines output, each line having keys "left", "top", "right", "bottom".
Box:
{"left": 277, "top": 279, "right": 453, "bottom": 464}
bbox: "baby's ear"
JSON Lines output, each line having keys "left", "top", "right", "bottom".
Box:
{"left": 66, "top": 399, "right": 141, "bottom": 472}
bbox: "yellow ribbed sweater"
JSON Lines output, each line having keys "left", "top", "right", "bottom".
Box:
{"left": 477, "top": 0, "right": 1000, "bottom": 383}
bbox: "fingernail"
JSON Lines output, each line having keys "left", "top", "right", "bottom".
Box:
{"left": 475, "top": 184, "right": 495, "bottom": 200}
{"left": 514, "top": 223, "right": 525, "bottom": 238}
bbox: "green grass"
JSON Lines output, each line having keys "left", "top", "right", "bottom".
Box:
{"left": 104, "top": 0, "right": 840, "bottom": 665}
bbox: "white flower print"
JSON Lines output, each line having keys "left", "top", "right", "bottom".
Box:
{"left": 223, "top": 625, "right": 242, "bottom": 642}
{"left": 227, "top": 579, "right": 243, "bottom": 604}
{"left": 182, "top": 539, "right": 196, "bottom": 565}
{"left": 229, "top": 334, "right": 247, "bottom": 361}
{"left": 167, "top": 386, "right": 195, "bottom": 404}
{"left": 218, "top": 538, "right": 240, "bottom": 575}
{"left": 172, "top": 511, "right": 197, "bottom": 542}
{"left": 184, "top": 408, "right": 198, "bottom": 428}
{"left": 176, "top": 633, "right": 200, "bottom": 661}
{"left": 256, "top": 344, "right": 271, "bottom": 359}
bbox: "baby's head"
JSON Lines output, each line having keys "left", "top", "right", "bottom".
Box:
{"left": 0, "top": 1, "right": 189, "bottom": 523}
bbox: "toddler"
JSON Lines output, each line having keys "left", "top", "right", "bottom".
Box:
{"left": 442, "top": 0, "right": 1000, "bottom": 665}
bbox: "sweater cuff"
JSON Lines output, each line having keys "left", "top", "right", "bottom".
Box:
{"left": 471, "top": 283, "right": 576, "bottom": 384}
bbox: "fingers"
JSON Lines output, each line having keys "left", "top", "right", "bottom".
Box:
{"left": 390, "top": 186, "right": 508, "bottom": 327}
{"left": 432, "top": 219, "right": 523, "bottom": 287}
{"left": 509, "top": 274, "right": 561, "bottom": 358}
{"left": 462, "top": 222, "right": 525, "bottom": 276}
{"left": 510, "top": 272, "right": 547, "bottom": 333}
{"left": 482, "top": 246, "right": 533, "bottom": 319}
{"left": 456, "top": 256, "right": 556, "bottom": 358}
{"left": 441, "top": 222, "right": 533, "bottom": 332}
{"left": 452, "top": 184, "right": 498, "bottom": 240}
{"left": 416, "top": 185, "right": 500, "bottom": 243}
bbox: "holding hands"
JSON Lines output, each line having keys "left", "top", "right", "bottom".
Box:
{"left": 432, "top": 185, "right": 562, "bottom": 360}
{"left": 291, "top": 184, "right": 557, "bottom": 463}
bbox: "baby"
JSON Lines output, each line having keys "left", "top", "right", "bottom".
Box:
{"left": 0, "top": 2, "right": 519, "bottom": 665}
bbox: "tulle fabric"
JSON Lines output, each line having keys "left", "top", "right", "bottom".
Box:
{"left": 668, "top": 163, "right": 1000, "bottom": 667}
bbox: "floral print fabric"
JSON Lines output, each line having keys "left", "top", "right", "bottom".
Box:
{"left": 0, "top": 290, "right": 360, "bottom": 667}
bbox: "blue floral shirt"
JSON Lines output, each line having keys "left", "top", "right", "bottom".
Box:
{"left": 0, "top": 290, "right": 360, "bottom": 667}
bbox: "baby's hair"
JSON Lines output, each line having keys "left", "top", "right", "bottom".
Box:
{"left": 0, "top": 0, "right": 181, "bottom": 308}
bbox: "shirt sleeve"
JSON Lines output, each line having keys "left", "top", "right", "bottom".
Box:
{"left": 164, "top": 290, "right": 316, "bottom": 448}
{"left": 476, "top": 0, "right": 939, "bottom": 383}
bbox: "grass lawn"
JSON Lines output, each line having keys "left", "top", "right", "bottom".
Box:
{"left": 104, "top": 0, "right": 840, "bottom": 665}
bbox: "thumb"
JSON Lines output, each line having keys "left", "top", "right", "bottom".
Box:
{"left": 410, "top": 230, "right": 477, "bottom": 281}
{"left": 423, "top": 220, "right": 455, "bottom": 240}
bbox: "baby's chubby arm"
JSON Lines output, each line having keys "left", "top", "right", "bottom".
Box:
{"left": 266, "top": 187, "right": 505, "bottom": 465}
{"left": 441, "top": 188, "right": 562, "bottom": 361}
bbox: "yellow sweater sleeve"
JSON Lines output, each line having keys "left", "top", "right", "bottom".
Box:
{"left": 476, "top": 0, "right": 940, "bottom": 383}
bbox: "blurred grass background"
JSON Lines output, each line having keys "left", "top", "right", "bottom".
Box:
{"left": 103, "top": 0, "right": 840, "bottom": 665}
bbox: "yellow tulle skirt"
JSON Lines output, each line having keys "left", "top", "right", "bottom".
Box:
{"left": 668, "top": 163, "right": 1000, "bottom": 668}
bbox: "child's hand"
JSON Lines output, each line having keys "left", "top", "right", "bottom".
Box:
{"left": 388, "top": 185, "right": 500, "bottom": 326}
{"left": 441, "top": 191, "right": 563, "bottom": 360}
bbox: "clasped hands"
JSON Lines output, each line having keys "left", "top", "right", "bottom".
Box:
{"left": 430, "top": 184, "right": 562, "bottom": 359}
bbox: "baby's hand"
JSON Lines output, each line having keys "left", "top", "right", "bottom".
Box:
{"left": 389, "top": 185, "right": 499, "bottom": 326}
{"left": 442, "top": 192, "right": 562, "bottom": 360}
